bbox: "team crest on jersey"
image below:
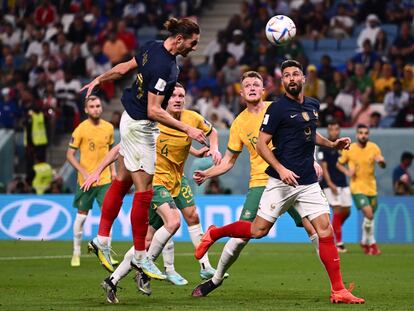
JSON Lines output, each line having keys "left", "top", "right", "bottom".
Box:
{"left": 302, "top": 112, "right": 310, "bottom": 121}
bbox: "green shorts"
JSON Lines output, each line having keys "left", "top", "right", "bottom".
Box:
{"left": 73, "top": 183, "right": 110, "bottom": 212}
{"left": 239, "top": 186, "right": 303, "bottom": 227}
{"left": 352, "top": 194, "right": 378, "bottom": 212}
{"left": 150, "top": 176, "right": 195, "bottom": 230}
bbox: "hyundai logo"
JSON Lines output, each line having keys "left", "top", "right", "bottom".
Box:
{"left": 0, "top": 199, "right": 72, "bottom": 240}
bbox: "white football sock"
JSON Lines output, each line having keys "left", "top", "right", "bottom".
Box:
{"left": 162, "top": 238, "right": 175, "bottom": 273}
{"left": 73, "top": 214, "right": 87, "bottom": 255}
{"left": 367, "top": 218, "right": 376, "bottom": 245}
{"left": 188, "top": 224, "right": 212, "bottom": 269}
{"left": 97, "top": 235, "right": 110, "bottom": 246}
{"left": 362, "top": 217, "right": 372, "bottom": 245}
{"left": 134, "top": 250, "right": 146, "bottom": 261}
{"left": 212, "top": 238, "right": 248, "bottom": 285}
{"left": 309, "top": 233, "right": 320, "bottom": 255}
{"left": 111, "top": 246, "right": 134, "bottom": 285}
{"left": 148, "top": 226, "right": 173, "bottom": 261}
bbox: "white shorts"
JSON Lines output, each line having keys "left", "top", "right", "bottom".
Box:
{"left": 322, "top": 186, "right": 352, "bottom": 207}
{"left": 119, "top": 111, "right": 160, "bottom": 174}
{"left": 257, "top": 177, "right": 330, "bottom": 223}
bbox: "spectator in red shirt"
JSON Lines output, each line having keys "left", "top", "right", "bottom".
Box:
{"left": 117, "top": 20, "right": 137, "bottom": 51}
{"left": 34, "top": 0, "right": 57, "bottom": 28}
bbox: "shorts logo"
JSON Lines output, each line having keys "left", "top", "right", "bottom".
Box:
{"left": 270, "top": 203, "right": 276, "bottom": 211}
{"left": 243, "top": 210, "right": 251, "bottom": 218}
{"left": 302, "top": 112, "right": 310, "bottom": 121}
{"left": 155, "top": 78, "right": 167, "bottom": 92}
{"left": 161, "top": 190, "right": 168, "bottom": 198}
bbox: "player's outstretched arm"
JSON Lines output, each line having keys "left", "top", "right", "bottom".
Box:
{"left": 257, "top": 131, "right": 299, "bottom": 186}
{"left": 206, "top": 128, "right": 222, "bottom": 165}
{"left": 147, "top": 92, "right": 207, "bottom": 145}
{"left": 80, "top": 58, "right": 138, "bottom": 97}
{"left": 316, "top": 132, "right": 351, "bottom": 150}
{"left": 81, "top": 144, "right": 121, "bottom": 191}
{"left": 193, "top": 150, "right": 238, "bottom": 185}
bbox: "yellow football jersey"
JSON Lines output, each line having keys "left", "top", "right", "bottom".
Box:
{"left": 153, "top": 110, "right": 212, "bottom": 196}
{"left": 227, "top": 101, "right": 272, "bottom": 188}
{"left": 338, "top": 141, "right": 382, "bottom": 196}
{"left": 69, "top": 119, "right": 114, "bottom": 186}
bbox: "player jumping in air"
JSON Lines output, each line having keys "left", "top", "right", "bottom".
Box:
{"left": 194, "top": 60, "right": 365, "bottom": 304}
{"left": 81, "top": 17, "right": 206, "bottom": 279}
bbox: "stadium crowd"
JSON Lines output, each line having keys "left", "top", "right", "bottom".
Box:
{"left": 1, "top": 0, "right": 414, "bottom": 194}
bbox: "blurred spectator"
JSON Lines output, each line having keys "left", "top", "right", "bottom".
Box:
{"left": 25, "top": 28, "right": 44, "bottom": 58}
{"left": 68, "top": 44, "right": 86, "bottom": 78}
{"left": 402, "top": 65, "right": 414, "bottom": 93}
{"left": 329, "top": 3, "right": 355, "bottom": 39}
{"left": 117, "top": 20, "right": 137, "bottom": 52}
{"left": 227, "top": 29, "right": 245, "bottom": 62}
{"left": 213, "top": 41, "right": 233, "bottom": 72}
{"left": 45, "top": 176, "right": 71, "bottom": 194}
{"left": 7, "top": 176, "right": 33, "bottom": 194}
{"left": 123, "top": 0, "right": 147, "bottom": 28}
{"left": 319, "top": 95, "right": 346, "bottom": 127}
{"left": 357, "top": 14, "right": 381, "bottom": 51}
{"left": 0, "top": 87, "right": 20, "bottom": 129}
{"left": 193, "top": 88, "right": 213, "bottom": 117}
{"left": 394, "top": 94, "right": 414, "bottom": 127}
{"left": 34, "top": 0, "right": 57, "bottom": 28}
{"left": 110, "top": 111, "right": 122, "bottom": 129}
{"left": 390, "top": 22, "right": 414, "bottom": 64}
{"left": 55, "top": 32, "right": 73, "bottom": 56}
{"left": 352, "top": 40, "right": 380, "bottom": 72}
{"left": 370, "top": 111, "right": 382, "bottom": 128}
{"left": 351, "top": 95, "right": 373, "bottom": 127}
{"left": 306, "top": 3, "right": 329, "bottom": 39}
{"left": 87, "top": 5, "right": 108, "bottom": 36}
{"left": 46, "top": 58, "right": 64, "bottom": 82}
{"left": 369, "top": 59, "right": 383, "bottom": 81}
{"left": 31, "top": 153, "right": 53, "bottom": 195}
{"left": 205, "top": 177, "right": 231, "bottom": 194}
{"left": 0, "top": 23, "right": 21, "bottom": 48}
{"left": 318, "top": 55, "right": 336, "bottom": 87}
{"left": 393, "top": 151, "right": 414, "bottom": 195}
{"left": 373, "top": 29, "right": 389, "bottom": 60}
{"left": 382, "top": 80, "right": 409, "bottom": 127}
{"left": 203, "top": 31, "right": 225, "bottom": 65}
{"left": 67, "top": 14, "right": 89, "bottom": 44}
{"left": 351, "top": 63, "right": 373, "bottom": 100}
{"left": 55, "top": 70, "right": 81, "bottom": 132}
{"left": 267, "top": 0, "right": 289, "bottom": 16}
{"left": 299, "top": 0, "right": 315, "bottom": 29}
{"left": 206, "top": 94, "right": 234, "bottom": 128}
{"left": 209, "top": 112, "right": 227, "bottom": 129}
{"left": 86, "top": 43, "right": 111, "bottom": 78}
{"left": 386, "top": 0, "right": 411, "bottom": 25}
{"left": 41, "top": 81, "right": 59, "bottom": 145}
{"left": 327, "top": 70, "right": 346, "bottom": 98}
{"left": 374, "top": 63, "right": 396, "bottom": 102}
{"left": 304, "top": 65, "right": 326, "bottom": 101}
{"left": 103, "top": 31, "right": 129, "bottom": 65}
{"left": 222, "top": 56, "right": 241, "bottom": 86}
{"left": 335, "top": 79, "right": 361, "bottom": 119}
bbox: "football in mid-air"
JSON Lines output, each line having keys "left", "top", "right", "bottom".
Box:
{"left": 265, "top": 15, "right": 296, "bottom": 46}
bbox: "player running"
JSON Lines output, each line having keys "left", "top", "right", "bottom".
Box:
{"left": 337, "top": 124, "right": 386, "bottom": 255}
{"left": 192, "top": 71, "right": 321, "bottom": 297}
{"left": 66, "top": 95, "right": 117, "bottom": 268}
{"left": 318, "top": 121, "right": 352, "bottom": 253}
{"left": 194, "top": 60, "right": 365, "bottom": 304}
{"left": 82, "top": 83, "right": 222, "bottom": 303}
{"left": 81, "top": 17, "right": 206, "bottom": 279}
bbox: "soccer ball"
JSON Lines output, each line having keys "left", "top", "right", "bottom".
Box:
{"left": 265, "top": 15, "right": 296, "bottom": 46}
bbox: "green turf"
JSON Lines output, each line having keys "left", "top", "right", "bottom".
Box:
{"left": 0, "top": 241, "right": 413, "bottom": 310}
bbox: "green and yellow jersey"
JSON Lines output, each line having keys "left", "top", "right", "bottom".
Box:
{"left": 69, "top": 119, "right": 114, "bottom": 186}
{"left": 338, "top": 141, "right": 382, "bottom": 196}
{"left": 227, "top": 101, "right": 272, "bottom": 188}
{"left": 153, "top": 110, "right": 212, "bottom": 197}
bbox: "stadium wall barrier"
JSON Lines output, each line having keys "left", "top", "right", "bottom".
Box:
{"left": 0, "top": 195, "right": 413, "bottom": 243}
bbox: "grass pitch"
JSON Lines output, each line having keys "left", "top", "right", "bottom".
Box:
{"left": 0, "top": 241, "right": 413, "bottom": 311}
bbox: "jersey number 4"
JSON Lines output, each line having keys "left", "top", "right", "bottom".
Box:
{"left": 161, "top": 144, "right": 168, "bottom": 157}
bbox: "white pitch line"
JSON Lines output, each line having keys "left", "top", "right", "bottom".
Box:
{"left": 0, "top": 252, "right": 223, "bottom": 261}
